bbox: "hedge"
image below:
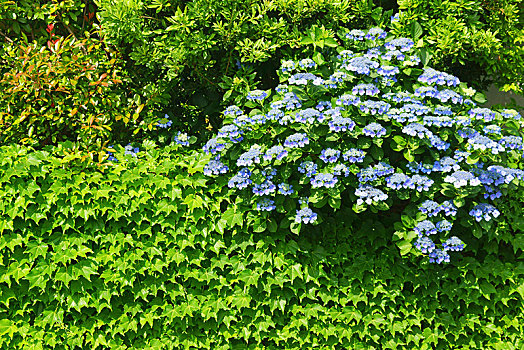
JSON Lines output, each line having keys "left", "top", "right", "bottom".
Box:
{"left": 0, "top": 144, "right": 523, "bottom": 349}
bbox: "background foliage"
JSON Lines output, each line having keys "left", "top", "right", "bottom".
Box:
{"left": 0, "top": 34, "right": 141, "bottom": 152}
{"left": 92, "top": 0, "right": 524, "bottom": 133}
{"left": 391, "top": 0, "right": 524, "bottom": 94}
{"left": 0, "top": 144, "right": 523, "bottom": 349}
{"left": 1, "top": 1, "right": 522, "bottom": 147}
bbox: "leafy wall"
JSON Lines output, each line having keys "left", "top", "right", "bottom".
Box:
{"left": 0, "top": 144, "right": 523, "bottom": 349}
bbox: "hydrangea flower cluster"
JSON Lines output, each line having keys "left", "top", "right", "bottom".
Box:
{"left": 199, "top": 26, "right": 524, "bottom": 264}
{"left": 156, "top": 114, "right": 173, "bottom": 128}
{"left": 174, "top": 132, "right": 190, "bottom": 146}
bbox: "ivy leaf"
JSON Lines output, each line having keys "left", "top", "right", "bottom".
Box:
{"left": 221, "top": 207, "right": 243, "bottom": 229}
{"left": 0, "top": 319, "right": 16, "bottom": 338}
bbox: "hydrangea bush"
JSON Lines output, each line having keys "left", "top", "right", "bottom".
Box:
{"left": 201, "top": 27, "right": 524, "bottom": 264}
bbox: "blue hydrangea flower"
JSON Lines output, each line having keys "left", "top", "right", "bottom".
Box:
{"left": 400, "top": 103, "right": 431, "bottom": 115}
{"left": 382, "top": 92, "right": 417, "bottom": 103}
{"left": 388, "top": 111, "right": 418, "bottom": 123}
{"left": 444, "top": 171, "right": 481, "bottom": 188}
{"left": 295, "top": 108, "right": 320, "bottom": 124}
{"left": 295, "top": 207, "right": 318, "bottom": 224}
{"left": 343, "top": 56, "right": 379, "bottom": 75}
{"left": 414, "top": 220, "right": 437, "bottom": 236}
{"left": 428, "top": 135, "right": 450, "bottom": 151}
{"left": 355, "top": 185, "right": 388, "bottom": 205}
{"left": 228, "top": 168, "right": 252, "bottom": 189}
{"left": 391, "top": 13, "right": 400, "bottom": 23}
{"left": 455, "top": 115, "right": 472, "bottom": 126}
{"left": 218, "top": 124, "right": 243, "bottom": 142}
{"left": 237, "top": 145, "right": 262, "bottom": 166}
{"left": 278, "top": 183, "right": 294, "bottom": 195}
{"left": 365, "top": 27, "right": 387, "bottom": 40}
{"left": 439, "top": 201, "right": 457, "bottom": 217}
{"left": 284, "top": 133, "right": 309, "bottom": 148}
{"left": 298, "top": 161, "right": 318, "bottom": 177}
{"left": 174, "top": 132, "right": 190, "bottom": 146}
{"left": 204, "top": 156, "right": 229, "bottom": 176}
{"left": 315, "top": 101, "right": 333, "bottom": 112}
{"left": 264, "top": 145, "right": 288, "bottom": 161}
{"left": 457, "top": 127, "right": 479, "bottom": 139}
{"left": 298, "top": 58, "right": 317, "bottom": 69}
{"left": 408, "top": 55, "right": 421, "bottom": 65}
{"left": 434, "top": 105, "right": 453, "bottom": 115}
{"left": 346, "top": 29, "right": 366, "bottom": 40}
{"left": 418, "top": 68, "right": 460, "bottom": 86}
{"left": 275, "top": 84, "right": 288, "bottom": 93}
{"left": 363, "top": 122, "right": 387, "bottom": 137}
{"left": 436, "top": 89, "right": 464, "bottom": 104}
{"left": 442, "top": 236, "right": 464, "bottom": 252}
{"left": 500, "top": 109, "right": 521, "bottom": 120}
{"left": 499, "top": 136, "right": 523, "bottom": 150}
{"left": 257, "top": 198, "right": 276, "bottom": 211}
{"left": 336, "top": 94, "right": 361, "bottom": 106}
{"left": 311, "top": 173, "right": 338, "bottom": 188}
{"left": 224, "top": 105, "right": 243, "bottom": 116}
{"left": 436, "top": 220, "right": 453, "bottom": 233}
{"left": 342, "top": 148, "right": 366, "bottom": 163}
{"left": 402, "top": 123, "right": 431, "bottom": 139}
{"left": 411, "top": 175, "right": 434, "bottom": 191}
{"left": 282, "top": 92, "right": 302, "bottom": 110}
{"left": 365, "top": 48, "right": 381, "bottom": 59}
{"left": 253, "top": 180, "right": 276, "bottom": 196}
{"left": 377, "top": 65, "right": 400, "bottom": 77}
{"left": 382, "top": 49, "right": 405, "bottom": 61}
{"left": 469, "top": 203, "right": 500, "bottom": 222}
{"left": 352, "top": 83, "right": 379, "bottom": 96}
{"left": 359, "top": 101, "right": 391, "bottom": 114}
{"left": 337, "top": 50, "right": 355, "bottom": 61}
{"left": 384, "top": 38, "right": 414, "bottom": 52}
{"left": 281, "top": 60, "right": 296, "bottom": 73}
{"left": 333, "top": 163, "right": 350, "bottom": 177}
{"left": 419, "top": 200, "right": 440, "bottom": 217}
{"left": 423, "top": 116, "right": 453, "bottom": 127}
{"left": 319, "top": 148, "right": 341, "bottom": 163}
{"left": 106, "top": 147, "right": 118, "bottom": 162}
{"left": 358, "top": 162, "right": 395, "bottom": 183}
{"left": 203, "top": 137, "right": 227, "bottom": 155}
{"left": 414, "top": 86, "right": 440, "bottom": 99}
{"left": 328, "top": 116, "right": 356, "bottom": 132}
{"left": 385, "top": 173, "right": 413, "bottom": 190}
{"left": 247, "top": 90, "right": 268, "bottom": 101}
{"left": 468, "top": 108, "right": 496, "bottom": 122}
{"left": 316, "top": 101, "right": 332, "bottom": 112}
{"left": 124, "top": 144, "right": 139, "bottom": 157}
{"left": 289, "top": 73, "right": 321, "bottom": 85}
{"left": 156, "top": 114, "right": 172, "bottom": 128}
{"left": 467, "top": 135, "right": 505, "bottom": 154}
{"left": 429, "top": 249, "right": 450, "bottom": 264}
{"left": 484, "top": 125, "right": 501, "bottom": 135}
{"left": 433, "top": 157, "right": 461, "bottom": 173}
{"left": 414, "top": 236, "right": 436, "bottom": 254}
{"left": 487, "top": 166, "right": 524, "bottom": 183}
{"left": 325, "top": 71, "right": 348, "bottom": 87}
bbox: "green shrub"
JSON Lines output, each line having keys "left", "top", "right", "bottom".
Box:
{"left": 92, "top": 0, "right": 524, "bottom": 135}
{"left": 0, "top": 0, "right": 96, "bottom": 41}
{"left": 391, "top": 0, "right": 524, "bottom": 93}
{"left": 93, "top": 0, "right": 382, "bottom": 129}
{"left": 0, "top": 142, "right": 523, "bottom": 349}
{"left": 0, "top": 35, "right": 142, "bottom": 152}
